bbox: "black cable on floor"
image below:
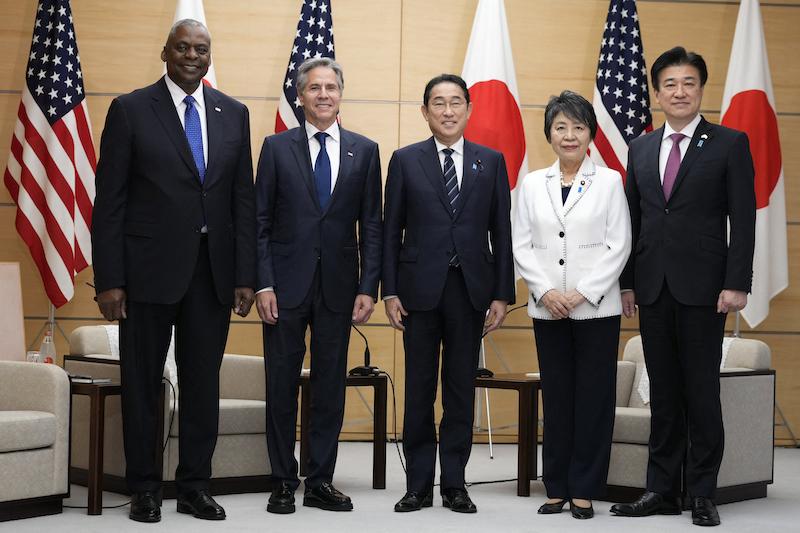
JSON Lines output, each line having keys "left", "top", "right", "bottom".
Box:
{"left": 378, "top": 370, "right": 407, "bottom": 475}
{"left": 65, "top": 377, "right": 177, "bottom": 510}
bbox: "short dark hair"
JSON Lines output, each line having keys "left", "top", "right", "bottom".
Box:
{"left": 651, "top": 46, "right": 708, "bottom": 91}
{"left": 423, "top": 74, "right": 470, "bottom": 106}
{"left": 543, "top": 90, "right": 597, "bottom": 142}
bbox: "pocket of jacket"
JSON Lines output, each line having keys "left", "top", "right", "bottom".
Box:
{"left": 699, "top": 236, "right": 726, "bottom": 256}
{"left": 577, "top": 242, "right": 605, "bottom": 249}
{"left": 123, "top": 221, "right": 156, "bottom": 238}
{"left": 531, "top": 242, "right": 547, "bottom": 249}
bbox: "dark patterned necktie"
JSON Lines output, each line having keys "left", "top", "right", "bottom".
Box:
{"left": 442, "top": 148, "right": 460, "bottom": 267}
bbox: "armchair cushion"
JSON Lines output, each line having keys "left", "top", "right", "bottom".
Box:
{"left": 169, "top": 399, "right": 267, "bottom": 437}
{"left": 0, "top": 411, "right": 57, "bottom": 452}
{"left": 611, "top": 407, "right": 650, "bottom": 445}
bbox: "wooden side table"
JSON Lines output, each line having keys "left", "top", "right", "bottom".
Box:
{"left": 69, "top": 381, "right": 121, "bottom": 515}
{"left": 475, "top": 373, "right": 541, "bottom": 497}
{"left": 298, "top": 373, "right": 388, "bottom": 489}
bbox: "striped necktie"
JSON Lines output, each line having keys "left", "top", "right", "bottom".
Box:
{"left": 442, "top": 148, "right": 460, "bottom": 267}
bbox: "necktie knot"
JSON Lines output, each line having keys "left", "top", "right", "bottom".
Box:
{"left": 315, "top": 131, "right": 328, "bottom": 147}
{"left": 442, "top": 148, "right": 454, "bottom": 157}
{"left": 184, "top": 95, "right": 196, "bottom": 108}
{"left": 669, "top": 132, "right": 685, "bottom": 144}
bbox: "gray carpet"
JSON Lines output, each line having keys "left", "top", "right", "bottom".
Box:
{"left": 6, "top": 444, "right": 798, "bottom": 532}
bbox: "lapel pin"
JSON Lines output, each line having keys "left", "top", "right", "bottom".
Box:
{"left": 578, "top": 180, "right": 585, "bottom": 193}
{"left": 697, "top": 133, "right": 708, "bottom": 147}
{"left": 474, "top": 159, "right": 483, "bottom": 171}
{"left": 347, "top": 151, "right": 354, "bottom": 157}
{"left": 214, "top": 106, "right": 221, "bottom": 112}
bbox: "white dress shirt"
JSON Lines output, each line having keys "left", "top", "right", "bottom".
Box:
{"left": 163, "top": 74, "right": 208, "bottom": 166}
{"left": 658, "top": 113, "right": 701, "bottom": 184}
{"left": 434, "top": 136, "right": 464, "bottom": 188}
{"left": 305, "top": 121, "right": 341, "bottom": 193}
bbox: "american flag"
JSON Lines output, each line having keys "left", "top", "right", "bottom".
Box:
{"left": 589, "top": 0, "right": 652, "bottom": 181}
{"left": 3, "top": 0, "right": 95, "bottom": 308}
{"left": 275, "top": 0, "right": 335, "bottom": 132}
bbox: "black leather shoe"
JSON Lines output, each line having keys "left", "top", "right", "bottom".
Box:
{"left": 537, "top": 499, "right": 568, "bottom": 514}
{"left": 267, "top": 482, "right": 296, "bottom": 514}
{"left": 176, "top": 489, "right": 226, "bottom": 520}
{"left": 610, "top": 491, "right": 682, "bottom": 517}
{"left": 570, "top": 500, "right": 594, "bottom": 519}
{"left": 394, "top": 491, "right": 433, "bottom": 512}
{"left": 691, "top": 497, "right": 721, "bottom": 527}
{"left": 441, "top": 488, "right": 477, "bottom": 514}
{"left": 130, "top": 492, "right": 161, "bottom": 523}
{"left": 303, "top": 482, "right": 353, "bottom": 511}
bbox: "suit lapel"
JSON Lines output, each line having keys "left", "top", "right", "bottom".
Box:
{"left": 327, "top": 128, "right": 354, "bottom": 211}
{"left": 543, "top": 161, "right": 566, "bottom": 228}
{"left": 150, "top": 78, "right": 200, "bottom": 183}
{"left": 644, "top": 126, "right": 665, "bottom": 207}
{"left": 455, "top": 140, "right": 479, "bottom": 221}
{"left": 418, "top": 137, "right": 452, "bottom": 216}
{"left": 668, "top": 117, "right": 712, "bottom": 203}
{"left": 563, "top": 157, "right": 596, "bottom": 216}
{"left": 289, "top": 126, "right": 321, "bottom": 212}
{"left": 203, "top": 86, "right": 223, "bottom": 188}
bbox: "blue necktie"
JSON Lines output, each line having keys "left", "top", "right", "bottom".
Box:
{"left": 442, "top": 148, "right": 460, "bottom": 267}
{"left": 314, "top": 131, "right": 332, "bottom": 210}
{"left": 183, "top": 95, "right": 205, "bottom": 183}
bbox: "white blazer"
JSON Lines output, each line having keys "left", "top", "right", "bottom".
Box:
{"left": 513, "top": 158, "right": 632, "bottom": 320}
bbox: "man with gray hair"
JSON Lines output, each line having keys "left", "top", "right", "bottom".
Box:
{"left": 255, "top": 57, "right": 382, "bottom": 514}
{"left": 92, "top": 19, "right": 255, "bottom": 522}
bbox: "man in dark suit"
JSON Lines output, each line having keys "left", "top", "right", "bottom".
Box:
{"left": 255, "top": 57, "right": 382, "bottom": 514}
{"left": 92, "top": 19, "right": 255, "bottom": 523}
{"left": 383, "top": 74, "right": 514, "bottom": 514}
{"left": 611, "top": 47, "right": 755, "bottom": 527}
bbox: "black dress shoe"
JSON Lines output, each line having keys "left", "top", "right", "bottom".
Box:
{"left": 130, "top": 492, "right": 161, "bottom": 523}
{"left": 570, "top": 500, "right": 594, "bottom": 519}
{"left": 267, "top": 482, "right": 296, "bottom": 514}
{"left": 394, "top": 491, "right": 433, "bottom": 512}
{"left": 303, "top": 482, "right": 353, "bottom": 511}
{"left": 537, "top": 499, "right": 568, "bottom": 514}
{"left": 441, "top": 488, "right": 477, "bottom": 514}
{"left": 691, "top": 497, "right": 721, "bottom": 527}
{"left": 176, "top": 489, "right": 226, "bottom": 520}
{"left": 610, "top": 491, "right": 682, "bottom": 517}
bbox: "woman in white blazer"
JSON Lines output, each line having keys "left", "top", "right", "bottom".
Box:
{"left": 513, "top": 91, "right": 631, "bottom": 519}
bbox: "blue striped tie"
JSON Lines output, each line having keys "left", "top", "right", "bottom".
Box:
{"left": 314, "top": 132, "right": 332, "bottom": 210}
{"left": 442, "top": 148, "right": 460, "bottom": 267}
{"left": 183, "top": 95, "right": 205, "bottom": 183}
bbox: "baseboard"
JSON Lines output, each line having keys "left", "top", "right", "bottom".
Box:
{"left": 0, "top": 494, "right": 64, "bottom": 522}
{"left": 70, "top": 467, "right": 274, "bottom": 498}
{"left": 603, "top": 481, "right": 769, "bottom": 505}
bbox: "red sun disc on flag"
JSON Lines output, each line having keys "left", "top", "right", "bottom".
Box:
{"left": 465, "top": 80, "right": 526, "bottom": 189}
{"left": 721, "top": 89, "right": 782, "bottom": 209}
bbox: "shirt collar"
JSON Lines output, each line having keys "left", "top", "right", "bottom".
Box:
{"left": 434, "top": 136, "right": 464, "bottom": 156}
{"left": 305, "top": 120, "right": 340, "bottom": 143}
{"left": 663, "top": 113, "right": 702, "bottom": 140}
{"left": 164, "top": 74, "right": 205, "bottom": 112}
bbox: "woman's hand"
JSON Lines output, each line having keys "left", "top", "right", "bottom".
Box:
{"left": 541, "top": 289, "right": 572, "bottom": 319}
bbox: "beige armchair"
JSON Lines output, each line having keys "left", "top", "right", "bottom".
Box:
{"left": 64, "top": 325, "right": 271, "bottom": 497}
{"left": 608, "top": 335, "right": 775, "bottom": 504}
{"left": 0, "top": 361, "right": 70, "bottom": 521}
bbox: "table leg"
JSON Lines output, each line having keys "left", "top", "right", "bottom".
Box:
{"left": 373, "top": 379, "right": 387, "bottom": 489}
{"left": 299, "top": 381, "right": 310, "bottom": 477}
{"left": 517, "top": 384, "right": 532, "bottom": 497}
{"left": 87, "top": 389, "right": 104, "bottom": 514}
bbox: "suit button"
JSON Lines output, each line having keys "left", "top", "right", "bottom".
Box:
{"left": 664, "top": 208, "right": 669, "bottom": 214}
{"left": 559, "top": 231, "right": 565, "bottom": 238}
{"left": 559, "top": 259, "right": 565, "bottom": 265}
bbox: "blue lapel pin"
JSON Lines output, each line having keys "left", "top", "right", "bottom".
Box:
{"left": 697, "top": 133, "right": 708, "bottom": 148}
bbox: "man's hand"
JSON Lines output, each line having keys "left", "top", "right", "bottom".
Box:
{"left": 352, "top": 294, "right": 375, "bottom": 324}
{"left": 384, "top": 297, "right": 408, "bottom": 331}
{"left": 717, "top": 289, "right": 747, "bottom": 314}
{"left": 541, "top": 289, "right": 572, "bottom": 319}
{"left": 96, "top": 288, "right": 127, "bottom": 321}
{"left": 233, "top": 287, "right": 255, "bottom": 317}
{"left": 622, "top": 291, "right": 637, "bottom": 318}
{"left": 564, "top": 289, "right": 587, "bottom": 309}
{"left": 484, "top": 300, "right": 508, "bottom": 334}
{"left": 256, "top": 291, "right": 279, "bottom": 325}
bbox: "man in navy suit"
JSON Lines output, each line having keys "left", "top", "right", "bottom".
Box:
{"left": 611, "top": 47, "right": 755, "bottom": 527}
{"left": 383, "top": 74, "right": 514, "bottom": 514}
{"left": 92, "top": 19, "right": 255, "bottom": 523}
{"left": 255, "top": 57, "right": 382, "bottom": 514}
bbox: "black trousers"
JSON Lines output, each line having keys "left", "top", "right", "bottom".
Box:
{"left": 402, "top": 268, "right": 485, "bottom": 494}
{"left": 533, "top": 316, "right": 620, "bottom": 500}
{"left": 119, "top": 238, "right": 231, "bottom": 494}
{"left": 263, "top": 266, "right": 352, "bottom": 490}
{"left": 639, "top": 283, "right": 726, "bottom": 498}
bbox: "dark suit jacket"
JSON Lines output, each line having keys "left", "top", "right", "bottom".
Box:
{"left": 620, "top": 117, "right": 756, "bottom": 306}
{"left": 255, "top": 126, "right": 382, "bottom": 312}
{"left": 382, "top": 137, "right": 515, "bottom": 311}
{"left": 92, "top": 78, "right": 256, "bottom": 305}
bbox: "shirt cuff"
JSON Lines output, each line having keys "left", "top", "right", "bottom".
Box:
{"left": 256, "top": 287, "right": 274, "bottom": 294}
